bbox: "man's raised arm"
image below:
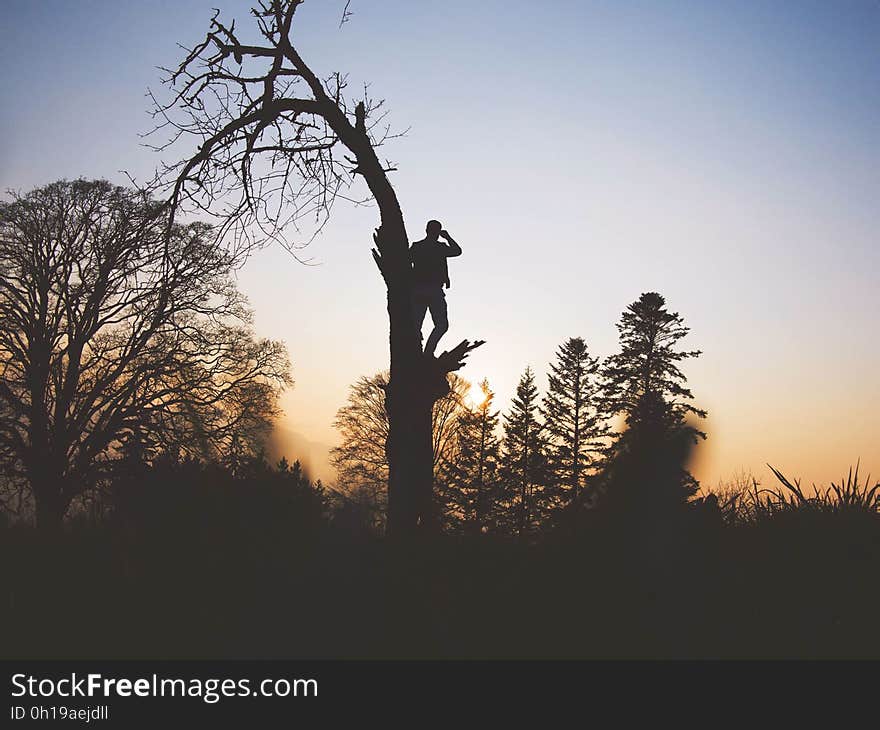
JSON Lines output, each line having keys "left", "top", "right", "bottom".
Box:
{"left": 440, "top": 230, "right": 462, "bottom": 257}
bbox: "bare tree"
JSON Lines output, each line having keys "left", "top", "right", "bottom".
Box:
{"left": 330, "top": 373, "right": 390, "bottom": 528}
{"left": 331, "top": 371, "right": 469, "bottom": 531}
{"left": 0, "top": 179, "right": 290, "bottom": 529}
{"left": 149, "top": 0, "right": 483, "bottom": 535}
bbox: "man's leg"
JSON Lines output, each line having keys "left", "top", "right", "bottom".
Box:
{"left": 424, "top": 289, "right": 449, "bottom": 357}
{"left": 412, "top": 291, "right": 429, "bottom": 350}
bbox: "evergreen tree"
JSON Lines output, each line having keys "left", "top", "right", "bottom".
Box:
{"left": 542, "top": 337, "right": 608, "bottom": 513}
{"left": 600, "top": 292, "right": 707, "bottom": 510}
{"left": 440, "top": 379, "right": 501, "bottom": 534}
{"left": 500, "top": 368, "right": 548, "bottom": 536}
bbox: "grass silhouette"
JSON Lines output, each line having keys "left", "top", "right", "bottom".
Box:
{"left": 2, "top": 461, "right": 877, "bottom": 660}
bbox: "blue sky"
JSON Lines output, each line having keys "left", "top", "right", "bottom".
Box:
{"left": 2, "top": 0, "right": 878, "bottom": 485}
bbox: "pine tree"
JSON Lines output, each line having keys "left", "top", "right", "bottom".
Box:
{"left": 542, "top": 337, "right": 608, "bottom": 513}
{"left": 600, "top": 292, "right": 707, "bottom": 510}
{"left": 500, "top": 368, "right": 548, "bottom": 536}
{"left": 440, "top": 379, "right": 501, "bottom": 533}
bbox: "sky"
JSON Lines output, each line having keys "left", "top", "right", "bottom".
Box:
{"left": 1, "top": 0, "right": 878, "bottom": 488}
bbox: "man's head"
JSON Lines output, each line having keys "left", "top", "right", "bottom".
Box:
{"left": 426, "top": 220, "right": 442, "bottom": 240}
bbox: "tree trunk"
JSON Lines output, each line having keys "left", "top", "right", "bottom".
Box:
{"left": 323, "top": 105, "right": 482, "bottom": 537}
{"left": 385, "top": 360, "right": 436, "bottom": 535}
{"left": 381, "top": 249, "right": 435, "bottom": 535}
{"left": 363, "top": 207, "right": 435, "bottom": 536}
{"left": 27, "top": 407, "right": 68, "bottom": 533}
{"left": 32, "top": 478, "right": 67, "bottom": 533}
{"left": 375, "top": 227, "right": 481, "bottom": 536}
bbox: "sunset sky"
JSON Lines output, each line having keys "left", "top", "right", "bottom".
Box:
{"left": 1, "top": 0, "right": 877, "bottom": 488}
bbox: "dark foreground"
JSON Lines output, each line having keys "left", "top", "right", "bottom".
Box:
{"left": 3, "top": 509, "right": 878, "bottom": 660}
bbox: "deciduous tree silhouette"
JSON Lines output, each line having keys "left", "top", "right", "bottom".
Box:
{"left": 149, "top": 0, "right": 483, "bottom": 535}
{"left": 0, "top": 180, "right": 290, "bottom": 529}
{"left": 542, "top": 337, "right": 608, "bottom": 513}
{"left": 330, "top": 371, "right": 469, "bottom": 532}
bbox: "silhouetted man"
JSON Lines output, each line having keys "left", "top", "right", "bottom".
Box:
{"left": 409, "top": 220, "right": 462, "bottom": 356}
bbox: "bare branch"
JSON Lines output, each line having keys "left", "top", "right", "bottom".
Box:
{"left": 145, "top": 0, "right": 402, "bottom": 261}
{"left": 340, "top": 1, "right": 354, "bottom": 29}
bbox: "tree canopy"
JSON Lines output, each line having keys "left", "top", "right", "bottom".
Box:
{"left": 0, "top": 179, "right": 290, "bottom": 526}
